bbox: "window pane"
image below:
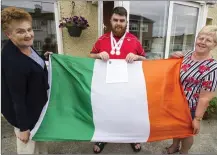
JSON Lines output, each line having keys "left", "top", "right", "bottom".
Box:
{"left": 129, "top": 1, "right": 169, "bottom": 59}
{"left": 169, "top": 4, "right": 198, "bottom": 54}
{"left": 1, "top": 1, "right": 58, "bottom": 56}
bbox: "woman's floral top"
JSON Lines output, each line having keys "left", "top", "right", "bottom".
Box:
{"left": 180, "top": 50, "right": 217, "bottom": 111}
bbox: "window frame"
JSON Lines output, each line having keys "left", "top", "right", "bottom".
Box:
{"left": 32, "top": 19, "right": 42, "bottom": 30}
{"left": 54, "top": 1, "right": 63, "bottom": 54}
{"left": 164, "top": 1, "right": 206, "bottom": 58}
{"left": 33, "top": 40, "right": 42, "bottom": 51}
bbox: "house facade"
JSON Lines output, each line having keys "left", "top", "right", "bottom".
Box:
{"left": 1, "top": 0, "right": 216, "bottom": 59}
{"left": 206, "top": 3, "right": 217, "bottom": 95}
{"left": 207, "top": 3, "right": 217, "bottom": 60}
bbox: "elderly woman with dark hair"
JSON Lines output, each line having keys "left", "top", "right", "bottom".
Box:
{"left": 164, "top": 25, "right": 217, "bottom": 154}
{"left": 1, "top": 7, "right": 50, "bottom": 154}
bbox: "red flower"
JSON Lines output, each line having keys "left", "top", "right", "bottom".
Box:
{"left": 186, "top": 87, "right": 192, "bottom": 92}
{"left": 192, "top": 105, "right": 197, "bottom": 111}
{"left": 181, "top": 64, "right": 191, "bottom": 72}
{"left": 194, "top": 79, "right": 201, "bottom": 85}
{"left": 208, "top": 58, "right": 214, "bottom": 62}
{"left": 193, "top": 93, "right": 199, "bottom": 98}
{"left": 199, "top": 65, "right": 210, "bottom": 74}
{"left": 185, "top": 77, "right": 195, "bottom": 83}
{"left": 202, "top": 81, "right": 212, "bottom": 89}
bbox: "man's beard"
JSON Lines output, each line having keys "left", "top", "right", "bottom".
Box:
{"left": 111, "top": 25, "right": 127, "bottom": 37}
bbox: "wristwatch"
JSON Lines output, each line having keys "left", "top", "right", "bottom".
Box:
{"left": 194, "top": 116, "right": 202, "bottom": 121}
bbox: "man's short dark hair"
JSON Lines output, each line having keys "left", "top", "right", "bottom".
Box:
{"left": 111, "top": 7, "right": 127, "bottom": 18}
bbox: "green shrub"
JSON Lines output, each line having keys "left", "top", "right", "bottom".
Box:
{"left": 203, "top": 97, "right": 217, "bottom": 119}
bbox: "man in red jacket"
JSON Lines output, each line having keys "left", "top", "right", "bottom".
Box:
{"left": 89, "top": 6, "right": 146, "bottom": 154}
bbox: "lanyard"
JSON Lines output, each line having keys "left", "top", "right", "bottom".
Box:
{"left": 110, "top": 32, "right": 127, "bottom": 55}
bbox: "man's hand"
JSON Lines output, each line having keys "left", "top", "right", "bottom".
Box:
{"left": 44, "top": 51, "right": 53, "bottom": 59}
{"left": 170, "top": 51, "right": 184, "bottom": 58}
{"left": 17, "top": 130, "right": 30, "bottom": 144}
{"left": 97, "top": 52, "right": 109, "bottom": 61}
{"left": 192, "top": 119, "right": 200, "bottom": 134}
{"left": 126, "top": 53, "right": 139, "bottom": 63}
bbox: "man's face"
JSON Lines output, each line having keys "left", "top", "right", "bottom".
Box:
{"left": 110, "top": 13, "right": 127, "bottom": 37}
{"left": 6, "top": 20, "right": 34, "bottom": 48}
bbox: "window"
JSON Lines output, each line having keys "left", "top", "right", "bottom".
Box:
{"left": 120, "top": 1, "right": 204, "bottom": 59}
{"left": 1, "top": 1, "right": 58, "bottom": 56}
{"left": 141, "top": 24, "right": 148, "bottom": 32}
{"left": 33, "top": 41, "right": 42, "bottom": 53}
{"left": 168, "top": 3, "right": 199, "bottom": 54}
{"left": 32, "top": 20, "right": 42, "bottom": 30}
{"left": 129, "top": 23, "right": 139, "bottom": 32}
{"left": 129, "top": 1, "right": 169, "bottom": 59}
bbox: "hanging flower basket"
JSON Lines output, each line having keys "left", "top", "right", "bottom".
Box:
{"left": 59, "top": 16, "right": 89, "bottom": 37}
{"left": 67, "top": 26, "right": 82, "bottom": 37}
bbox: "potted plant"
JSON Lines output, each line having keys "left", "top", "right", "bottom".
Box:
{"left": 34, "top": 4, "right": 42, "bottom": 14}
{"left": 203, "top": 97, "right": 217, "bottom": 120}
{"left": 59, "top": 16, "right": 89, "bottom": 37}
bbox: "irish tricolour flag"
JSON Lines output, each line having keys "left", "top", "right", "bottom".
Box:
{"left": 30, "top": 54, "right": 193, "bottom": 142}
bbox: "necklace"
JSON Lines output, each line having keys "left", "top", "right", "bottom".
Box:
{"left": 110, "top": 32, "right": 127, "bottom": 55}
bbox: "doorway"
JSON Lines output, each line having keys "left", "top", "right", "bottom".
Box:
{"left": 103, "top": 1, "right": 114, "bottom": 34}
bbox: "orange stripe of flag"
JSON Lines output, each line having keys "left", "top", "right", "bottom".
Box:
{"left": 142, "top": 59, "right": 194, "bottom": 142}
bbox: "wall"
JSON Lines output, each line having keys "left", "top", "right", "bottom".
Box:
{"left": 59, "top": 0, "right": 98, "bottom": 57}
{"left": 207, "top": 4, "right": 217, "bottom": 60}
{"left": 207, "top": 4, "right": 217, "bottom": 96}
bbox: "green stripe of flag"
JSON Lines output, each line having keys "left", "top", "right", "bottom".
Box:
{"left": 32, "top": 54, "right": 95, "bottom": 141}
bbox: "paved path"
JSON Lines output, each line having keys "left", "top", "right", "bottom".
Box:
{"left": 1, "top": 116, "right": 217, "bottom": 154}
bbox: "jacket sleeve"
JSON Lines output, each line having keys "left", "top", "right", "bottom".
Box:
{"left": 4, "top": 64, "right": 30, "bottom": 131}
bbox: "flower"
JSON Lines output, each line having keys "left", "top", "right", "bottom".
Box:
{"left": 181, "top": 64, "right": 191, "bottom": 72}
{"left": 186, "top": 87, "right": 192, "bottom": 92}
{"left": 59, "top": 16, "right": 89, "bottom": 30}
{"left": 202, "top": 80, "right": 212, "bottom": 89}
{"left": 198, "top": 65, "right": 210, "bottom": 74}
{"left": 192, "top": 105, "right": 197, "bottom": 111}
{"left": 185, "top": 77, "right": 195, "bottom": 83}
{"left": 208, "top": 58, "right": 214, "bottom": 62}
{"left": 187, "top": 56, "right": 191, "bottom": 60}
{"left": 193, "top": 93, "right": 199, "bottom": 98}
{"left": 194, "top": 79, "right": 201, "bottom": 85}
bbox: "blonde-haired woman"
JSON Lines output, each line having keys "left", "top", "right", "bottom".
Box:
{"left": 1, "top": 7, "right": 49, "bottom": 154}
{"left": 164, "top": 25, "right": 217, "bottom": 154}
